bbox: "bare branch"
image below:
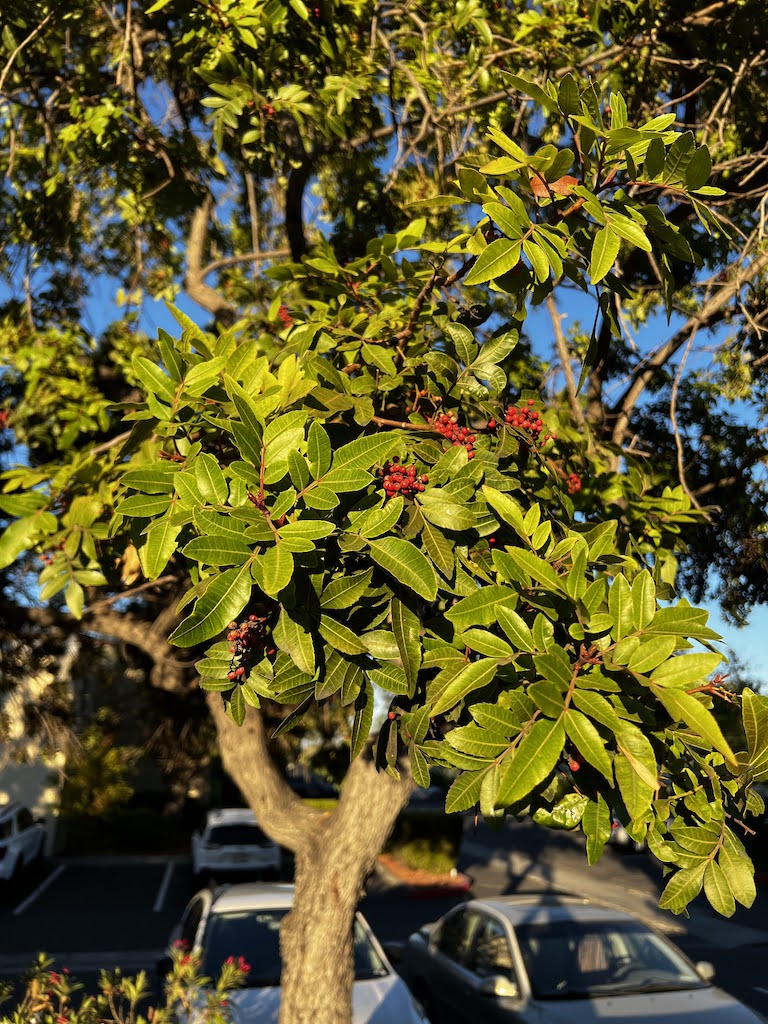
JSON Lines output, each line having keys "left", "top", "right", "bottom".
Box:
{"left": 610, "top": 251, "right": 768, "bottom": 445}
{"left": 185, "top": 198, "right": 238, "bottom": 325}
{"left": 547, "top": 295, "right": 586, "bottom": 428}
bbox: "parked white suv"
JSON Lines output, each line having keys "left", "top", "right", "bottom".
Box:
{"left": 192, "top": 808, "right": 281, "bottom": 881}
{"left": 0, "top": 802, "right": 45, "bottom": 882}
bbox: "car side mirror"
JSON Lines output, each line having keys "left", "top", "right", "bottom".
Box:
{"left": 696, "top": 961, "right": 715, "bottom": 982}
{"left": 382, "top": 940, "right": 405, "bottom": 965}
{"left": 477, "top": 975, "right": 519, "bottom": 999}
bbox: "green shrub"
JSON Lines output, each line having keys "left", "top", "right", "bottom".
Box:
{"left": 384, "top": 808, "right": 463, "bottom": 875}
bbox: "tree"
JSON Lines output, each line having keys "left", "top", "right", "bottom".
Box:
{"left": 3, "top": 3, "right": 768, "bottom": 1023}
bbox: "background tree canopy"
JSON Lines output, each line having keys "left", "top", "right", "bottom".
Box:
{"left": 2, "top": 2, "right": 768, "bottom": 1023}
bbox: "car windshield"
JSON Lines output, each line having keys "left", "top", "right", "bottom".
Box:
{"left": 514, "top": 919, "right": 706, "bottom": 1000}
{"left": 206, "top": 824, "right": 270, "bottom": 846}
{"left": 201, "top": 910, "right": 389, "bottom": 987}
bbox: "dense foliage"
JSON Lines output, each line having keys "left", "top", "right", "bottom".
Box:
{"left": 3, "top": 3, "right": 768, "bottom": 1021}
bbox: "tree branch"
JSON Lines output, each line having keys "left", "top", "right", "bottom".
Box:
{"left": 184, "top": 197, "right": 238, "bottom": 325}
{"left": 610, "top": 251, "right": 768, "bottom": 445}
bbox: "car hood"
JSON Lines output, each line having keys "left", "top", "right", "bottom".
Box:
{"left": 535, "top": 985, "right": 763, "bottom": 1024}
{"left": 226, "top": 974, "right": 424, "bottom": 1024}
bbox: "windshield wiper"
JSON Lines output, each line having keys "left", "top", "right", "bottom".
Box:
{"left": 597, "top": 982, "right": 703, "bottom": 995}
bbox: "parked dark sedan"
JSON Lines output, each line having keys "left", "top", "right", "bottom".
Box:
{"left": 398, "top": 894, "right": 763, "bottom": 1024}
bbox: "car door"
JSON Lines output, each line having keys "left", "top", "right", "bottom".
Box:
{"left": 424, "top": 906, "right": 483, "bottom": 1024}
{"left": 463, "top": 913, "right": 527, "bottom": 1023}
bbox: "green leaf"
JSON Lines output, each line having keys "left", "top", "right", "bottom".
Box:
{"left": 352, "top": 497, "right": 404, "bottom": 539}
{"left": 136, "top": 514, "right": 182, "bottom": 579}
{"left": 615, "top": 722, "right": 659, "bottom": 791}
{"left": 718, "top": 844, "right": 756, "bottom": 909}
{"left": 503, "top": 548, "right": 564, "bottom": 592}
{"left": 703, "top": 860, "right": 735, "bottom": 917}
{"left": 564, "top": 709, "right": 612, "bottom": 780}
{"left": 605, "top": 213, "right": 652, "bottom": 252}
{"left": 446, "top": 586, "right": 517, "bottom": 629}
{"left": 118, "top": 466, "right": 180, "bottom": 493}
{"left": 195, "top": 453, "right": 228, "bottom": 504}
{"left": 303, "top": 485, "right": 340, "bottom": 511}
{"left": 320, "top": 569, "right": 374, "bottom": 609}
{"left": 651, "top": 684, "right": 737, "bottom": 769}
{"left": 132, "top": 355, "right": 177, "bottom": 405}
{"left": 368, "top": 663, "right": 410, "bottom": 695}
{"left": 471, "top": 703, "right": 522, "bottom": 737}
{"left": 368, "top": 538, "right": 437, "bottom": 601}
{"left": 307, "top": 420, "right": 332, "bottom": 476}
{"left": 582, "top": 795, "right": 611, "bottom": 865}
{"left": 482, "top": 486, "right": 527, "bottom": 538}
{"left": 446, "top": 724, "right": 509, "bottom": 758}
{"left": 627, "top": 635, "right": 678, "bottom": 674}
{"left": 431, "top": 658, "right": 498, "bottom": 716}
{"left": 522, "top": 239, "right": 550, "bottom": 282}
{"left": 446, "top": 767, "right": 488, "bottom": 812}
{"left": 614, "top": 753, "right": 655, "bottom": 821}
{"left": 483, "top": 201, "right": 528, "bottom": 239}
{"left": 659, "top": 864, "right": 706, "bottom": 915}
{"left": 650, "top": 652, "right": 723, "bottom": 688}
{"left": 420, "top": 514, "right": 455, "bottom": 578}
{"left": 742, "top": 689, "right": 768, "bottom": 780}
{"left": 392, "top": 597, "right": 421, "bottom": 694}
{"left": 331, "top": 433, "right": 399, "bottom": 473}
{"left": 169, "top": 563, "right": 252, "bottom": 647}
{"left": 260, "top": 544, "right": 294, "bottom": 597}
{"left": 278, "top": 520, "right": 335, "bottom": 542}
{"left": 418, "top": 493, "right": 475, "bottom": 531}
{"left": 319, "top": 614, "right": 369, "bottom": 655}
{"left": 645, "top": 606, "right": 720, "bottom": 640}
{"left": 183, "top": 535, "right": 252, "bottom": 565}
{"left": 534, "top": 648, "right": 573, "bottom": 689}
{"left": 496, "top": 605, "right": 535, "bottom": 652}
{"left": 228, "top": 686, "right": 246, "bottom": 726}
{"left": 409, "top": 742, "right": 432, "bottom": 788}
{"left": 460, "top": 628, "right": 513, "bottom": 659}
{"left": 497, "top": 718, "right": 565, "bottom": 806}
{"left": 608, "top": 575, "right": 633, "bottom": 641}
{"left": 589, "top": 226, "right": 620, "bottom": 284}
{"left": 444, "top": 323, "right": 479, "bottom": 365}
{"left": 529, "top": 680, "right": 566, "bottom": 717}
{"left": 116, "top": 494, "right": 173, "bottom": 517}
{"left": 464, "top": 239, "right": 522, "bottom": 286}
{"left": 632, "top": 570, "right": 657, "bottom": 630}
{"left": 273, "top": 608, "right": 316, "bottom": 675}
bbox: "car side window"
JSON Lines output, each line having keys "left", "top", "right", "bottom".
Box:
{"left": 467, "top": 916, "right": 516, "bottom": 980}
{"left": 17, "top": 809, "right": 34, "bottom": 831}
{"left": 433, "top": 908, "right": 480, "bottom": 966}
{"left": 181, "top": 897, "right": 206, "bottom": 947}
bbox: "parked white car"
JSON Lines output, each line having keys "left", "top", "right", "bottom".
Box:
{"left": 161, "top": 882, "right": 428, "bottom": 1023}
{"left": 191, "top": 808, "right": 281, "bottom": 880}
{"left": 0, "top": 802, "right": 45, "bottom": 882}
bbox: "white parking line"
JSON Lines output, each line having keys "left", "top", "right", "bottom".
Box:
{"left": 13, "top": 864, "right": 67, "bottom": 916}
{"left": 153, "top": 861, "right": 174, "bottom": 912}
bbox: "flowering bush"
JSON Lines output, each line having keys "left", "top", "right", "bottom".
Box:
{"left": 0, "top": 945, "right": 249, "bottom": 1024}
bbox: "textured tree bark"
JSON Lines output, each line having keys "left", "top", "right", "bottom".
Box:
{"left": 208, "top": 695, "right": 413, "bottom": 1024}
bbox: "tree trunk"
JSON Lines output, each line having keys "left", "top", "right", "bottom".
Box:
{"left": 207, "top": 696, "right": 414, "bottom": 1024}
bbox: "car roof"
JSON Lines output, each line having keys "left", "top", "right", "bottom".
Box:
{"left": 211, "top": 883, "right": 296, "bottom": 913}
{"left": 465, "top": 895, "right": 638, "bottom": 928}
{"left": 205, "top": 808, "right": 259, "bottom": 827}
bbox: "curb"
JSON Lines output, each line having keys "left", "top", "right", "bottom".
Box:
{"left": 375, "top": 857, "right": 472, "bottom": 899}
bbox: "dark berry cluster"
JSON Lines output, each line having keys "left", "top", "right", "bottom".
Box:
{"left": 433, "top": 412, "right": 476, "bottom": 458}
{"left": 379, "top": 458, "right": 428, "bottom": 498}
{"left": 226, "top": 615, "right": 275, "bottom": 682}
{"left": 503, "top": 400, "right": 556, "bottom": 447}
{"left": 567, "top": 472, "right": 582, "bottom": 495}
{"left": 278, "top": 305, "right": 293, "bottom": 327}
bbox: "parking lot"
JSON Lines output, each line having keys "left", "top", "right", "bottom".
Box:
{"left": 1, "top": 821, "right": 767, "bottom": 1020}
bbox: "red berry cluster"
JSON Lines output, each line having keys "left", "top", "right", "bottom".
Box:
{"left": 226, "top": 615, "right": 275, "bottom": 682}
{"left": 379, "top": 458, "right": 428, "bottom": 498}
{"left": 503, "top": 400, "right": 556, "bottom": 447}
{"left": 567, "top": 472, "right": 582, "bottom": 495}
{"left": 433, "top": 412, "right": 476, "bottom": 458}
{"left": 278, "top": 305, "right": 293, "bottom": 327}
{"left": 0, "top": 409, "right": 9, "bottom": 429}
